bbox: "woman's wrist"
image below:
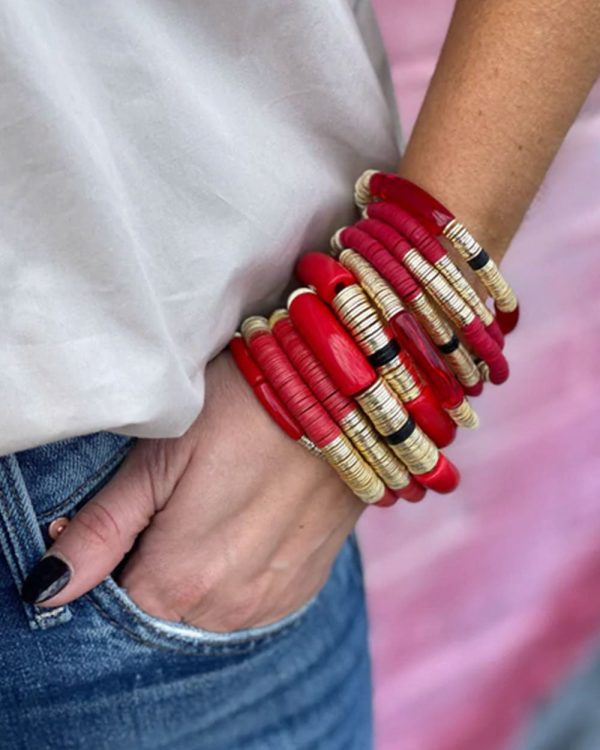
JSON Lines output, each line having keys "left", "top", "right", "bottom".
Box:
{"left": 397, "top": 161, "right": 512, "bottom": 267}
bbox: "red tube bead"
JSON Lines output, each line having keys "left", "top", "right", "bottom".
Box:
{"left": 414, "top": 453, "right": 460, "bottom": 494}
{"left": 296, "top": 252, "right": 356, "bottom": 303}
{"left": 404, "top": 390, "right": 456, "bottom": 448}
{"left": 390, "top": 310, "right": 465, "bottom": 410}
{"left": 368, "top": 172, "right": 455, "bottom": 234}
{"left": 287, "top": 289, "right": 376, "bottom": 397}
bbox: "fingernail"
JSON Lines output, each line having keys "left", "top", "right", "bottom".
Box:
{"left": 21, "top": 555, "right": 71, "bottom": 604}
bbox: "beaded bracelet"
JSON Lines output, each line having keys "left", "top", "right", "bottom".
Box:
{"left": 229, "top": 171, "right": 518, "bottom": 508}
{"left": 354, "top": 170, "right": 519, "bottom": 333}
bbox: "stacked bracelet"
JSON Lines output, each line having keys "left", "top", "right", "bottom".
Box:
{"left": 229, "top": 171, "right": 518, "bottom": 508}
{"left": 354, "top": 170, "right": 519, "bottom": 333}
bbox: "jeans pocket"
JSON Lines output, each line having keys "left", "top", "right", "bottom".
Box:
{"left": 86, "top": 572, "right": 323, "bottom": 657}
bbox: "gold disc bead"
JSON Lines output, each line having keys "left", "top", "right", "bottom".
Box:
{"left": 444, "top": 220, "right": 518, "bottom": 313}
{"left": 338, "top": 248, "right": 405, "bottom": 321}
{"left": 320, "top": 434, "right": 388, "bottom": 505}
{"left": 403, "top": 248, "right": 475, "bottom": 328}
{"left": 434, "top": 255, "right": 495, "bottom": 326}
{"left": 355, "top": 379, "right": 438, "bottom": 475}
{"left": 339, "top": 408, "right": 412, "bottom": 491}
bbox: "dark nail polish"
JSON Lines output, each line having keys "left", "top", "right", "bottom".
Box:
{"left": 21, "top": 556, "right": 71, "bottom": 604}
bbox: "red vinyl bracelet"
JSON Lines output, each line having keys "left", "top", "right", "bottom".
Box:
{"left": 357, "top": 218, "right": 510, "bottom": 385}
{"left": 339, "top": 224, "right": 485, "bottom": 395}
{"left": 296, "top": 252, "right": 356, "bottom": 304}
{"left": 246, "top": 327, "right": 339, "bottom": 448}
{"left": 287, "top": 290, "right": 459, "bottom": 493}
{"left": 365, "top": 201, "right": 505, "bottom": 349}
{"left": 229, "top": 335, "right": 305, "bottom": 442}
{"left": 390, "top": 310, "right": 466, "bottom": 412}
{"left": 246, "top": 323, "right": 398, "bottom": 505}
{"left": 271, "top": 312, "right": 426, "bottom": 504}
{"left": 361, "top": 172, "right": 520, "bottom": 333}
{"left": 296, "top": 253, "right": 456, "bottom": 447}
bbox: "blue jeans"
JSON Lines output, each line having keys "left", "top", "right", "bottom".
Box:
{"left": 0, "top": 433, "right": 373, "bottom": 749}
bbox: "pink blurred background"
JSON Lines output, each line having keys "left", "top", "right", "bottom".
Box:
{"left": 360, "top": 2, "right": 600, "bottom": 749}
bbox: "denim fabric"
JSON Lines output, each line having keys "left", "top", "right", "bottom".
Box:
{"left": 0, "top": 433, "right": 373, "bottom": 750}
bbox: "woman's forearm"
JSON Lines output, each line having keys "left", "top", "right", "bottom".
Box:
{"left": 399, "top": 0, "right": 600, "bottom": 263}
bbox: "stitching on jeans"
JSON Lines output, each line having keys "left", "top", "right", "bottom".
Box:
{"left": 36, "top": 442, "right": 132, "bottom": 522}
{"left": 1, "top": 459, "right": 71, "bottom": 624}
{"left": 0, "top": 467, "right": 32, "bottom": 580}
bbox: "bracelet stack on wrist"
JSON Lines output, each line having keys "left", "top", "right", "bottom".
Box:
{"left": 229, "top": 171, "right": 519, "bottom": 508}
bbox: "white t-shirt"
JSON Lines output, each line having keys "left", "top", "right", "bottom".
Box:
{"left": 0, "top": 0, "right": 401, "bottom": 455}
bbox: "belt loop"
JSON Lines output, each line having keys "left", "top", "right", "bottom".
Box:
{"left": 0, "top": 456, "right": 72, "bottom": 630}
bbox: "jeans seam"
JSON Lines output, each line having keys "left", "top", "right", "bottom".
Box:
{"left": 35, "top": 441, "right": 133, "bottom": 522}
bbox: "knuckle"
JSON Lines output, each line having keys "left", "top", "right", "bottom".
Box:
{"left": 74, "top": 501, "right": 121, "bottom": 547}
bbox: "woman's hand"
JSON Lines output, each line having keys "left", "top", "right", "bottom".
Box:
{"left": 22, "top": 351, "right": 364, "bottom": 631}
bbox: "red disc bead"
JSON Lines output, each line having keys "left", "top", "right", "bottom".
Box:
{"left": 229, "top": 336, "right": 305, "bottom": 441}
{"left": 296, "top": 252, "right": 356, "bottom": 304}
{"left": 339, "top": 226, "right": 421, "bottom": 302}
{"left": 287, "top": 290, "right": 376, "bottom": 397}
{"left": 271, "top": 314, "right": 355, "bottom": 424}
{"left": 366, "top": 201, "right": 447, "bottom": 264}
{"left": 246, "top": 328, "right": 340, "bottom": 448}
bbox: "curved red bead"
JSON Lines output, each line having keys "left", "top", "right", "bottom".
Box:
{"left": 296, "top": 252, "right": 356, "bottom": 304}
{"left": 253, "top": 382, "right": 305, "bottom": 442}
{"left": 287, "top": 290, "right": 376, "bottom": 397}
{"left": 414, "top": 453, "right": 460, "bottom": 494}
{"left": 229, "top": 334, "right": 265, "bottom": 388}
{"left": 369, "top": 172, "right": 455, "bottom": 234}
{"left": 390, "top": 311, "right": 465, "bottom": 410}
{"left": 405, "top": 391, "right": 456, "bottom": 448}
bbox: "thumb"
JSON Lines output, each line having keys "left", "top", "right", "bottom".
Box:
{"left": 21, "top": 445, "right": 157, "bottom": 607}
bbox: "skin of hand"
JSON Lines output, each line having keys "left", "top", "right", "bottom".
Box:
{"left": 29, "top": 351, "right": 364, "bottom": 631}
